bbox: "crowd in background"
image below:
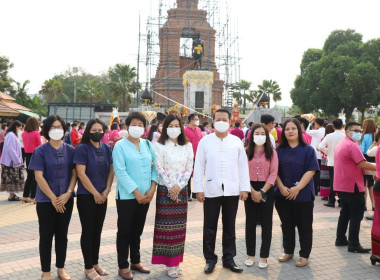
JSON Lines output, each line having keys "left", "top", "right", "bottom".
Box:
{"left": 0, "top": 112, "right": 379, "bottom": 280}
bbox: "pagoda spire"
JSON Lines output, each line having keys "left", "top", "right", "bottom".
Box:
{"left": 177, "top": 0, "right": 199, "bottom": 9}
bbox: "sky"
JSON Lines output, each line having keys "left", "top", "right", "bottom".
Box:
{"left": 2, "top": 0, "right": 380, "bottom": 107}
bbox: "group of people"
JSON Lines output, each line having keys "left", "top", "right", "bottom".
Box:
{"left": 0, "top": 110, "right": 379, "bottom": 280}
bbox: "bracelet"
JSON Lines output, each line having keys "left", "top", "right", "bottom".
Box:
{"left": 67, "top": 189, "right": 73, "bottom": 193}
{"left": 259, "top": 189, "right": 266, "bottom": 196}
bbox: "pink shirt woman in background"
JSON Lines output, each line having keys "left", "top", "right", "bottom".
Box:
{"left": 108, "top": 122, "right": 121, "bottom": 148}
{"left": 21, "top": 117, "right": 42, "bottom": 203}
{"left": 244, "top": 123, "right": 278, "bottom": 269}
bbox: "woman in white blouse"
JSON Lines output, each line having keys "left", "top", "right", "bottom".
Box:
{"left": 151, "top": 114, "right": 194, "bottom": 278}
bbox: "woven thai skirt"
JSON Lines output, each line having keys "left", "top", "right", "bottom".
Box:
{"left": 151, "top": 185, "right": 188, "bottom": 267}
{"left": 1, "top": 164, "right": 24, "bottom": 192}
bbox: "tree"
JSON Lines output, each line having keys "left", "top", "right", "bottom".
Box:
{"left": 0, "top": 55, "right": 15, "bottom": 94}
{"left": 12, "top": 80, "right": 31, "bottom": 108}
{"left": 39, "top": 78, "right": 65, "bottom": 103}
{"left": 239, "top": 80, "right": 252, "bottom": 113}
{"left": 291, "top": 29, "right": 380, "bottom": 120}
{"left": 77, "top": 79, "right": 107, "bottom": 103}
{"left": 108, "top": 64, "right": 137, "bottom": 112}
{"left": 29, "top": 95, "right": 48, "bottom": 116}
{"left": 256, "top": 79, "right": 282, "bottom": 108}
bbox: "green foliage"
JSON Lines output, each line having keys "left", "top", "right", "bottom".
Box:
{"left": 0, "top": 55, "right": 15, "bottom": 94}
{"left": 39, "top": 78, "right": 64, "bottom": 103}
{"left": 107, "top": 64, "right": 137, "bottom": 112}
{"left": 256, "top": 79, "right": 282, "bottom": 108}
{"left": 291, "top": 29, "right": 380, "bottom": 120}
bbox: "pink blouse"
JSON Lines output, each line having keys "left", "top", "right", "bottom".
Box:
{"left": 248, "top": 149, "right": 278, "bottom": 185}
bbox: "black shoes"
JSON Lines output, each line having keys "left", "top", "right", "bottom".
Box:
{"left": 335, "top": 239, "right": 348, "bottom": 246}
{"left": 222, "top": 262, "right": 243, "bottom": 273}
{"left": 348, "top": 245, "right": 371, "bottom": 253}
{"left": 204, "top": 263, "right": 215, "bottom": 274}
{"left": 370, "top": 255, "right": 380, "bottom": 265}
{"left": 321, "top": 197, "right": 329, "bottom": 201}
{"left": 324, "top": 202, "right": 335, "bottom": 208}
{"left": 366, "top": 215, "right": 373, "bottom": 220}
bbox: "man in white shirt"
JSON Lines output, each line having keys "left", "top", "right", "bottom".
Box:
{"left": 193, "top": 109, "right": 250, "bottom": 274}
{"left": 307, "top": 117, "right": 326, "bottom": 195}
{"left": 318, "top": 119, "right": 345, "bottom": 207}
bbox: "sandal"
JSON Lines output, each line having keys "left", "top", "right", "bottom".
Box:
{"left": 167, "top": 267, "right": 179, "bottom": 278}
{"left": 94, "top": 266, "right": 110, "bottom": 276}
{"left": 8, "top": 195, "right": 20, "bottom": 201}
{"left": 175, "top": 266, "right": 182, "bottom": 275}
{"left": 84, "top": 269, "right": 103, "bottom": 280}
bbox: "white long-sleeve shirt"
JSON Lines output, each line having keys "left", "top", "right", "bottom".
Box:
{"left": 193, "top": 133, "right": 251, "bottom": 197}
{"left": 318, "top": 130, "right": 346, "bottom": 166}
{"left": 307, "top": 125, "right": 325, "bottom": 159}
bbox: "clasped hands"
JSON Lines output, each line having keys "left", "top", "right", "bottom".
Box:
{"left": 135, "top": 188, "right": 156, "bottom": 204}
{"left": 51, "top": 192, "right": 72, "bottom": 213}
{"left": 93, "top": 188, "right": 111, "bottom": 204}
{"left": 279, "top": 186, "right": 300, "bottom": 200}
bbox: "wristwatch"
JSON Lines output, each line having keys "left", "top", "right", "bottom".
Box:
{"left": 259, "top": 189, "right": 266, "bottom": 196}
{"left": 67, "top": 189, "right": 73, "bottom": 193}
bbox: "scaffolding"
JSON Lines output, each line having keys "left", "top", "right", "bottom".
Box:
{"left": 140, "top": 0, "right": 241, "bottom": 108}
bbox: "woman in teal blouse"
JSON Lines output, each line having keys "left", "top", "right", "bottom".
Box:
{"left": 113, "top": 111, "right": 157, "bottom": 280}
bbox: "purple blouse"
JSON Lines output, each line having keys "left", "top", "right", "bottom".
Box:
{"left": 29, "top": 142, "right": 76, "bottom": 203}
{"left": 0, "top": 132, "right": 23, "bottom": 167}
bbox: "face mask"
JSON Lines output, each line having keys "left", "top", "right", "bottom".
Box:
{"left": 129, "top": 126, "right": 145, "bottom": 139}
{"left": 253, "top": 135, "right": 266, "bottom": 146}
{"left": 195, "top": 120, "right": 200, "bottom": 126}
{"left": 89, "top": 132, "right": 104, "bottom": 142}
{"left": 214, "top": 121, "right": 229, "bottom": 133}
{"left": 351, "top": 132, "right": 361, "bottom": 142}
{"left": 49, "top": 129, "right": 64, "bottom": 140}
{"left": 167, "top": 127, "right": 181, "bottom": 139}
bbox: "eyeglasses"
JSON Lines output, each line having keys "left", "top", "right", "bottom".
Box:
{"left": 50, "top": 125, "right": 63, "bottom": 130}
{"left": 350, "top": 130, "right": 361, "bottom": 133}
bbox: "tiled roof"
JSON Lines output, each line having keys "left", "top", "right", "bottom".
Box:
{"left": 0, "top": 91, "right": 16, "bottom": 101}
{"left": 0, "top": 102, "right": 20, "bottom": 116}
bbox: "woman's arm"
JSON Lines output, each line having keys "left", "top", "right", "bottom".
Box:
{"left": 57, "top": 168, "right": 78, "bottom": 207}
{"left": 101, "top": 164, "right": 114, "bottom": 200}
{"left": 275, "top": 175, "right": 290, "bottom": 197}
{"left": 34, "top": 170, "right": 65, "bottom": 213}
{"left": 287, "top": 170, "right": 315, "bottom": 200}
{"left": 76, "top": 164, "right": 104, "bottom": 204}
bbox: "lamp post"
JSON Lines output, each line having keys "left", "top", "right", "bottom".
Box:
{"left": 73, "top": 67, "right": 78, "bottom": 103}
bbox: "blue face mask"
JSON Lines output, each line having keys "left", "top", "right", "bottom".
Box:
{"left": 351, "top": 132, "right": 361, "bottom": 142}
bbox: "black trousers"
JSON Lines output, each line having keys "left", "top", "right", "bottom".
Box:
{"left": 187, "top": 175, "right": 193, "bottom": 199}
{"left": 313, "top": 159, "right": 321, "bottom": 195}
{"left": 328, "top": 166, "right": 336, "bottom": 204}
{"left": 203, "top": 195, "right": 239, "bottom": 264}
{"left": 275, "top": 196, "right": 314, "bottom": 258}
{"left": 336, "top": 190, "right": 365, "bottom": 247}
{"left": 36, "top": 199, "right": 74, "bottom": 272}
{"left": 244, "top": 182, "right": 274, "bottom": 258}
{"left": 116, "top": 199, "right": 149, "bottom": 269}
{"left": 77, "top": 194, "right": 107, "bottom": 269}
{"left": 23, "top": 153, "right": 37, "bottom": 198}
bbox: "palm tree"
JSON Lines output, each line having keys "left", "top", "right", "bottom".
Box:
{"left": 257, "top": 79, "right": 282, "bottom": 108}
{"left": 246, "top": 90, "right": 260, "bottom": 107}
{"left": 77, "top": 79, "right": 106, "bottom": 103}
{"left": 239, "top": 80, "right": 252, "bottom": 113}
{"left": 108, "top": 64, "right": 137, "bottom": 111}
{"left": 39, "top": 78, "right": 63, "bottom": 103}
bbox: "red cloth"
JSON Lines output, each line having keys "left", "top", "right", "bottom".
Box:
{"left": 22, "top": 131, "right": 42, "bottom": 153}
{"left": 184, "top": 126, "right": 202, "bottom": 157}
{"left": 334, "top": 137, "right": 366, "bottom": 192}
{"left": 376, "top": 146, "right": 380, "bottom": 179}
{"left": 101, "top": 133, "right": 109, "bottom": 144}
{"left": 70, "top": 129, "right": 81, "bottom": 148}
{"left": 230, "top": 128, "right": 244, "bottom": 140}
{"left": 275, "top": 128, "right": 282, "bottom": 144}
{"left": 372, "top": 184, "right": 380, "bottom": 255}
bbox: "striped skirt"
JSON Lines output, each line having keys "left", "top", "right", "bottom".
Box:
{"left": 151, "top": 185, "right": 188, "bottom": 267}
{"left": 372, "top": 181, "right": 380, "bottom": 255}
{"left": 319, "top": 158, "right": 330, "bottom": 198}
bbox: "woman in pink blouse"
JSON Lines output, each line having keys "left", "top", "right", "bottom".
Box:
{"left": 244, "top": 123, "right": 278, "bottom": 269}
{"left": 21, "top": 117, "right": 42, "bottom": 203}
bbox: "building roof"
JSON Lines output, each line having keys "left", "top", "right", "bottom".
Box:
{"left": 0, "top": 102, "right": 20, "bottom": 117}
{"left": 0, "top": 91, "right": 16, "bottom": 101}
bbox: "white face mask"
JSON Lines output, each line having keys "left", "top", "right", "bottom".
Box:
{"left": 253, "top": 135, "right": 266, "bottom": 146}
{"left": 214, "top": 121, "right": 229, "bottom": 133}
{"left": 49, "top": 129, "right": 64, "bottom": 140}
{"left": 195, "top": 120, "right": 200, "bottom": 126}
{"left": 167, "top": 127, "right": 181, "bottom": 139}
{"left": 128, "top": 126, "right": 144, "bottom": 139}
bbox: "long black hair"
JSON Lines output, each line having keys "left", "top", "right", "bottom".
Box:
{"left": 147, "top": 125, "right": 158, "bottom": 141}
{"left": 81, "top": 118, "right": 106, "bottom": 144}
{"left": 246, "top": 123, "right": 273, "bottom": 161}
{"left": 279, "top": 118, "right": 306, "bottom": 147}
{"left": 158, "top": 114, "right": 188, "bottom": 146}
{"left": 5, "top": 120, "right": 22, "bottom": 136}
{"left": 42, "top": 115, "right": 67, "bottom": 140}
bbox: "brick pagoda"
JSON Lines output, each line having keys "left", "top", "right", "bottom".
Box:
{"left": 151, "top": 0, "right": 223, "bottom": 108}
